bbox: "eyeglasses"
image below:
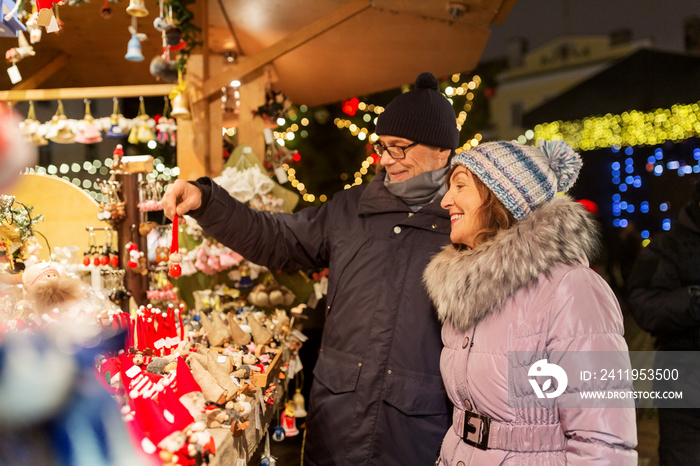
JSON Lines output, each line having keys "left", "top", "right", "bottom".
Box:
{"left": 372, "top": 141, "right": 419, "bottom": 160}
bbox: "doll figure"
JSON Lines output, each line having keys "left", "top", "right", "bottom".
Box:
{"left": 280, "top": 400, "right": 299, "bottom": 437}
{"left": 21, "top": 262, "right": 84, "bottom": 315}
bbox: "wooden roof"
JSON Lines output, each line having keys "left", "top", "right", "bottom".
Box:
{"left": 0, "top": 0, "right": 517, "bottom": 105}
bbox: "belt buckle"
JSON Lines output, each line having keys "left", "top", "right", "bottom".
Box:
{"left": 462, "top": 408, "right": 490, "bottom": 450}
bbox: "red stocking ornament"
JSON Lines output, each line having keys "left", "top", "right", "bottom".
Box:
{"left": 168, "top": 216, "right": 181, "bottom": 278}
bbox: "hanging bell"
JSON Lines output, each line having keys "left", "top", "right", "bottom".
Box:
{"left": 280, "top": 401, "right": 299, "bottom": 437}
{"left": 137, "top": 122, "right": 155, "bottom": 143}
{"left": 271, "top": 426, "right": 285, "bottom": 442}
{"left": 74, "top": 124, "right": 103, "bottom": 144}
{"left": 292, "top": 388, "right": 307, "bottom": 418}
{"left": 106, "top": 97, "right": 125, "bottom": 138}
{"left": 125, "top": 34, "right": 144, "bottom": 62}
{"left": 106, "top": 118, "right": 125, "bottom": 138}
{"left": 75, "top": 99, "right": 103, "bottom": 144}
{"left": 170, "top": 91, "right": 191, "bottom": 120}
{"left": 128, "top": 124, "right": 140, "bottom": 145}
{"left": 125, "top": 0, "right": 149, "bottom": 17}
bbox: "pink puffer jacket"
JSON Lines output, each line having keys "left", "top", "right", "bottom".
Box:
{"left": 424, "top": 196, "right": 637, "bottom": 465}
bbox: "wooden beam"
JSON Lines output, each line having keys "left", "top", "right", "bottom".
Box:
{"left": 0, "top": 83, "right": 175, "bottom": 102}
{"left": 11, "top": 53, "right": 69, "bottom": 91}
{"left": 237, "top": 68, "right": 267, "bottom": 163}
{"left": 491, "top": 0, "right": 518, "bottom": 25}
{"left": 198, "top": 0, "right": 371, "bottom": 101}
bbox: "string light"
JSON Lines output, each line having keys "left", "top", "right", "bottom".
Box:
{"left": 271, "top": 73, "right": 483, "bottom": 203}
{"left": 528, "top": 102, "right": 700, "bottom": 151}
{"left": 520, "top": 103, "right": 700, "bottom": 244}
{"left": 23, "top": 156, "right": 176, "bottom": 202}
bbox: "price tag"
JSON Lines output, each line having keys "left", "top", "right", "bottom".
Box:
{"left": 125, "top": 365, "right": 141, "bottom": 378}
{"left": 263, "top": 128, "right": 274, "bottom": 145}
{"left": 7, "top": 65, "right": 21, "bottom": 84}
{"left": 36, "top": 8, "right": 53, "bottom": 26}
{"left": 274, "top": 166, "right": 288, "bottom": 184}
{"left": 46, "top": 15, "right": 60, "bottom": 33}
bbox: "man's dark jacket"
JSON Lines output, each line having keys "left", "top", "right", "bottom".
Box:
{"left": 190, "top": 170, "right": 452, "bottom": 465}
{"left": 626, "top": 204, "right": 700, "bottom": 350}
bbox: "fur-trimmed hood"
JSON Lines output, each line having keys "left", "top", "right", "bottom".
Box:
{"left": 423, "top": 195, "right": 600, "bottom": 331}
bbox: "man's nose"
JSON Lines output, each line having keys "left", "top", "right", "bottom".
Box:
{"left": 379, "top": 151, "right": 396, "bottom": 165}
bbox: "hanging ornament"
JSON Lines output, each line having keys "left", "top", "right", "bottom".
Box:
{"left": 280, "top": 400, "right": 299, "bottom": 437}
{"left": 259, "top": 431, "right": 277, "bottom": 466}
{"left": 152, "top": 0, "right": 170, "bottom": 31}
{"left": 125, "top": 241, "right": 141, "bottom": 269}
{"left": 5, "top": 30, "right": 35, "bottom": 64}
{"left": 125, "top": 17, "right": 145, "bottom": 62}
{"left": 83, "top": 231, "right": 97, "bottom": 267}
{"left": 169, "top": 70, "right": 190, "bottom": 119}
{"left": 155, "top": 96, "right": 174, "bottom": 144}
{"left": 125, "top": 0, "right": 148, "bottom": 17}
{"left": 106, "top": 97, "right": 125, "bottom": 138}
{"left": 74, "top": 99, "right": 103, "bottom": 144}
{"left": 45, "top": 100, "right": 76, "bottom": 144}
{"left": 271, "top": 425, "right": 285, "bottom": 442}
{"left": 128, "top": 96, "right": 154, "bottom": 144}
{"left": 19, "top": 101, "right": 48, "bottom": 146}
{"left": 26, "top": 12, "right": 42, "bottom": 44}
{"left": 100, "top": 0, "right": 112, "bottom": 18}
{"left": 150, "top": 47, "right": 177, "bottom": 82}
{"left": 292, "top": 388, "right": 307, "bottom": 418}
{"left": 168, "top": 215, "right": 181, "bottom": 278}
{"left": 35, "top": 0, "right": 57, "bottom": 29}
{"left": 6, "top": 59, "right": 20, "bottom": 84}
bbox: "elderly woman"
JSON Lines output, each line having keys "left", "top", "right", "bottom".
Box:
{"left": 424, "top": 140, "right": 637, "bottom": 464}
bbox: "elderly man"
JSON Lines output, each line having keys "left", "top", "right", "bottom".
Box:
{"left": 163, "top": 72, "right": 458, "bottom": 465}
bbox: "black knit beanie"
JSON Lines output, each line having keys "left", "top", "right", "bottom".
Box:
{"left": 375, "top": 72, "right": 459, "bottom": 151}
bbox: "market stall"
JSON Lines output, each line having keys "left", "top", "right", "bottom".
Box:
{"left": 1, "top": 0, "right": 517, "bottom": 463}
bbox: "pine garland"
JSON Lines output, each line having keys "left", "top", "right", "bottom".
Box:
{"left": 167, "top": 0, "right": 202, "bottom": 74}
{"left": 10, "top": 204, "right": 44, "bottom": 243}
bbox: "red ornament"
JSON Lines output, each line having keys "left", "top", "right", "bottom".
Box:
{"left": 93, "top": 256, "right": 101, "bottom": 266}
{"left": 100, "top": 255, "right": 109, "bottom": 266}
{"left": 167, "top": 215, "right": 181, "bottom": 278}
{"left": 110, "top": 255, "right": 119, "bottom": 267}
{"left": 127, "top": 260, "right": 137, "bottom": 269}
{"left": 168, "top": 263, "right": 181, "bottom": 278}
{"left": 83, "top": 257, "right": 91, "bottom": 267}
{"left": 341, "top": 97, "right": 359, "bottom": 116}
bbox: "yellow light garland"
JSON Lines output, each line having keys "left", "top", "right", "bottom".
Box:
{"left": 527, "top": 102, "right": 700, "bottom": 151}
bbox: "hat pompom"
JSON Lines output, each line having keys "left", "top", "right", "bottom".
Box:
{"left": 538, "top": 139, "right": 582, "bottom": 192}
{"left": 415, "top": 72, "right": 438, "bottom": 91}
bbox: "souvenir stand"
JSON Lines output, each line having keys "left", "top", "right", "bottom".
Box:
{"left": 1, "top": 0, "right": 515, "bottom": 463}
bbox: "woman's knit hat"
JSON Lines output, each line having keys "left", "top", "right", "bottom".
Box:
{"left": 451, "top": 139, "right": 582, "bottom": 220}
{"left": 375, "top": 72, "right": 459, "bottom": 150}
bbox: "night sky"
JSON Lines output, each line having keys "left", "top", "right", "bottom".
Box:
{"left": 482, "top": 0, "right": 698, "bottom": 60}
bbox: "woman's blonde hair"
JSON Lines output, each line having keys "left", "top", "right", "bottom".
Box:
{"left": 446, "top": 165, "right": 516, "bottom": 249}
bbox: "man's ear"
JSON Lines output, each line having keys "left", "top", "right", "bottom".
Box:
{"left": 437, "top": 148, "right": 451, "bottom": 166}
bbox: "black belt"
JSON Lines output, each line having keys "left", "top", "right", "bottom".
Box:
{"left": 453, "top": 406, "right": 566, "bottom": 452}
{"left": 462, "top": 408, "right": 491, "bottom": 450}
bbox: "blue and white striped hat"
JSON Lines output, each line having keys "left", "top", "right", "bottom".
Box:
{"left": 451, "top": 140, "right": 582, "bottom": 220}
